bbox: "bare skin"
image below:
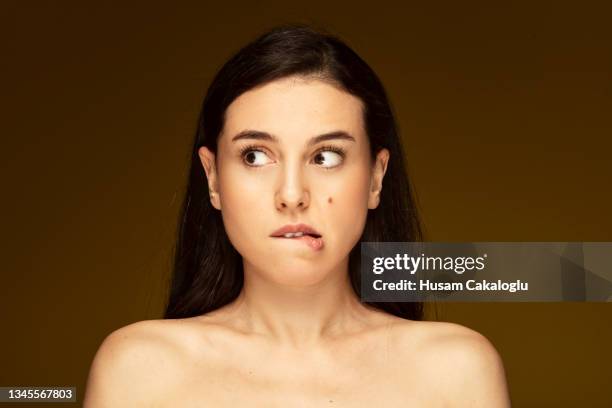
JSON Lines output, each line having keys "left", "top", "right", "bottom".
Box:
{"left": 84, "top": 312, "right": 509, "bottom": 407}
{"left": 84, "top": 76, "right": 510, "bottom": 407}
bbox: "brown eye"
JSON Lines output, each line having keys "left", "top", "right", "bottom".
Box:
{"left": 245, "top": 151, "right": 257, "bottom": 164}
{"left": 314, "top": 151, "right": 343, "bottom": 168}
{"left": 241, "top": 149, "right": 271, "bottom": 167}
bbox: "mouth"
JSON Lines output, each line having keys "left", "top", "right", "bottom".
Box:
{"left": 273, "top": 231, "right": 322, "bottom": 239}
{"left": 271, "top": 234, "right": 324, "bottom": 251}
{"left": 270, "top": 224, "right": 324, "bottom": 251}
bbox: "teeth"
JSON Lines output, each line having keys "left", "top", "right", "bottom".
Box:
{"left": 283, "top": 232, "right": 304, "bottom": 238}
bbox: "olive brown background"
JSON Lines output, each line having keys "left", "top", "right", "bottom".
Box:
{"left": 1, "top": 1, "right": 611, "bottom": 407}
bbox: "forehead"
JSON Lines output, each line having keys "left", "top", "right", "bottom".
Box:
{"left": 220, "top": 76, "right": 365, "bottom": 144}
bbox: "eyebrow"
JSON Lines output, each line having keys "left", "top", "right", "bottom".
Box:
{"left": 231, "top": 129, "right": 356, "bottom": 146}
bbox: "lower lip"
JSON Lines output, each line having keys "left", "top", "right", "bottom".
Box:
{"left": 272, "top": 235, "right": 324, "bottom": 251}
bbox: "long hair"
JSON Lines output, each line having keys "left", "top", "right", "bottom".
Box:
{"left": 164, "top": 24, "right": 424, "bottom": 320}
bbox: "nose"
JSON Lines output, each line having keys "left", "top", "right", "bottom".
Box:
{"left": 275, "top": 161, "right": 310, "bottom": 212}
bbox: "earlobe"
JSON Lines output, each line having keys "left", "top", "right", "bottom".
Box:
{"left": 198, "top": 147, "right": 222, "bottom": 210}
{"left": 367, "top": 191, "right": 381, "bottom": 209}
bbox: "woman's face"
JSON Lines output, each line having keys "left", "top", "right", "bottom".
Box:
{"left": 199, "top": 76, "right": 389, "bottom": 287}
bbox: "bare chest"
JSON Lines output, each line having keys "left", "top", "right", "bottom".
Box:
{"left": 159, "top": 347, "right": 433, "bottom": 407}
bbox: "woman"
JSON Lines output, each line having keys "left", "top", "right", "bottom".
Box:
{"left": 84, "top": 24, "right": 510, "bottom": 407}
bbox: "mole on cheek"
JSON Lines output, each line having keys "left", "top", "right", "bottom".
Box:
{"left": 328, "top": 197, "right": 333, "bottom": 204}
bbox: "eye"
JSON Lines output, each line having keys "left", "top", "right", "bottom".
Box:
{"left": 240, "top": 145, "right": 273, "bottom": 167}
{"left": 313, "top": 146, "right": 345, "bottom": 168}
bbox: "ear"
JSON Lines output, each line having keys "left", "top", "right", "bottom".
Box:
{"left": 368, "top": 148, "right": 390, "bottom": 209}
{"left": 198, "top": 146, "right": 222, "bottom": 210}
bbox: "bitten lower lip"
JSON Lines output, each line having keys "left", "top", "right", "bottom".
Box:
{"left": 272, "top": 235, "right": 324, "bottom": 251}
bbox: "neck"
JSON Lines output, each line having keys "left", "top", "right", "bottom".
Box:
{"left": 227, "top": 258, "right": 370, "bottom": 347}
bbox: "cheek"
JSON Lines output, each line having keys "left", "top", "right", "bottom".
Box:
{"left": 324, "top": 174, "right": 370, "bottom": 246}
{"left": 217, "top": 169, "right": 271, "bottom": 251}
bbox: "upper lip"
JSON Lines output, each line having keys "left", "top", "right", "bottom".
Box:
{"left": 270, "top": 223, "right": 322, "bottom": 238}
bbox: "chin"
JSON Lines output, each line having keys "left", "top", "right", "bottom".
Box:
{"left": 261, "top": 264, "right": 335, "bottom": 287}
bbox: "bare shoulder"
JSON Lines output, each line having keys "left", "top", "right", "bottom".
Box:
{"left": 393, "top": 320, "right": 502, "bottom": 360}
{"left": 83, "top": 319, "right": 196, "bottom": 407}
{"left": 388, "top": 319, "right": 511, "bottom": 407}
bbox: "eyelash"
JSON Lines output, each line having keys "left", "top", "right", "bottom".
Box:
{"left": 238, "top": 144, "right": 346, "bottom": 169}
